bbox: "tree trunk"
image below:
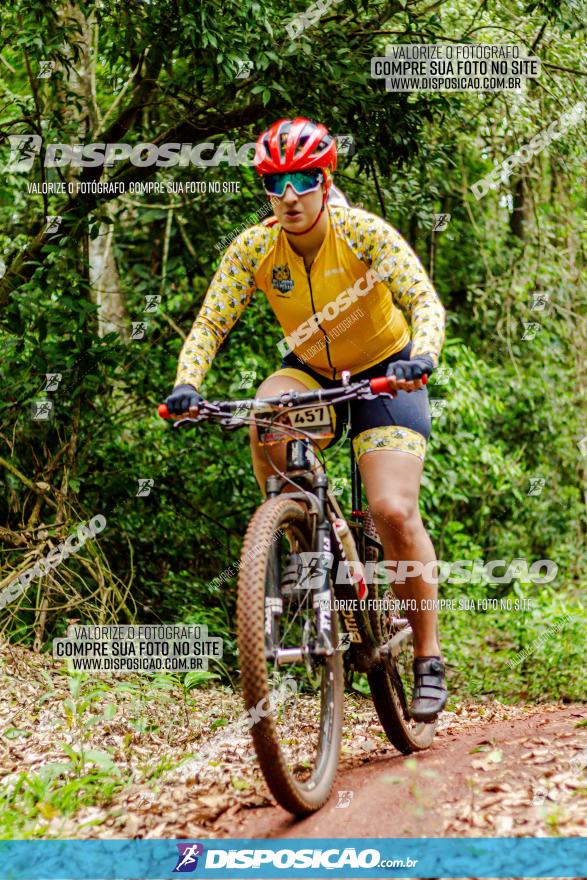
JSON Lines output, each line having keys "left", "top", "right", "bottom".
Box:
{"left": 88, "top": 211, "right": 129, "bottom": 340}
{"left": 510, "top": 176, "right": 526, "bottom": 240}
{"left": 60, "top": 3, "right": 129, "bottom": 339}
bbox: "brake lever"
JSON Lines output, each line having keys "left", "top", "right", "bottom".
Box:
{"left": 218, "top": 416, "right": 251, "bottom": 431}
{"left": 362, "top": 391, "right": 396, "bottom": 401}
{"left": 173, "top": 415, "right": 206, "bottom": 429}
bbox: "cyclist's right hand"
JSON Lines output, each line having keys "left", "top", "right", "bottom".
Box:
{"left": 165, "top": 384, "right": 204, "bottom": 415}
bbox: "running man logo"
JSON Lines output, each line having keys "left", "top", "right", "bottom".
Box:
{"left": 238, "top": 370, "right": 257, "bottom": 390}
{"left": 298, "top": 551, "right": 334, "bottom": 590}
{"left": 131, "top": 321, "right": 148, "bottom": 340}
{"left": 522, "top": 322, "right": 540, "bottom": 340}
{"left": 329, "top": 477, "right": 347, "bottom": 497}
{"left": 431, "top": 366, "right": 453, "bottom": 386}
{"left": 229, "top": 372, "right": 257, "bottom": 397}
{"left": 531, "top": 293, "right": 548, "bottom": 310}
{"left": 6, "top": 135, "right": 42, "bottom": 172}
{"left": 429, "top": 399, "right": 448, "bottom": 417}
{"left": 45, "top": 215, "right": 63, "bottom": 234}
{"left": 37, "top": 60, "right": 55, "bottom": 79}
{"left": 569, "top": 751, "right": 587, "bottom": 776}
{"left": 144, "top": 295, "right": 161, "bottom": 313}
{"left": 233, "top": 403, "right": 250, "bottom": 419}
{"left": 30, "top": 400, "right": 54, "bottom": 421}
{"left": 336, "top": 632, "right": 351, "bottom": 652}
{"left": 432, "top": 213, "right": 451, "bottom": 232}
{"left": 335, "top": 789, "right": 354, "bottom": 808}
{"left": 532, "top": 787, "right": 547, "bottom": 806}
{"left": 234, "top": 57, "right": 253, "bottom": 78}
{"left": 335, "top": 135, "right": 356, "bottom": 157}
{"left": 44, "top": 373, "right": 62, "bottom": 392}
{"left": 527, "top": 477, "right": 545, "bottom": 496}
{"left": 173, "top": 843, "right": 204, "bottom": 872}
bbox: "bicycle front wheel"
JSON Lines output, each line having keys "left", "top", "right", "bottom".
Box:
{"left": 237, "top": 496, "right": 343, "bottom": 814}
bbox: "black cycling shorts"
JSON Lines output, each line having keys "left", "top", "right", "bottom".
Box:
{"left": 274, "top": 342, "right": 431, "bottom": 462}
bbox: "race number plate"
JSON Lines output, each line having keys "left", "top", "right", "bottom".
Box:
{"left": 256, "top": 405, "right": 334, "bottom": 445}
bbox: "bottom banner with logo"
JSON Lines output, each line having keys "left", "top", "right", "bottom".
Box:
{"left": 0, "top": 838, "right": 586, "bottom": 878}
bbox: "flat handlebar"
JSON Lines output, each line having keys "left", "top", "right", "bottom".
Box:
{"left": 157, "top": 372, "right": 427, "bottom": 420}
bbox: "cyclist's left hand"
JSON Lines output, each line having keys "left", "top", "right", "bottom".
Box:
{"left": 386, "top": 354, "right": 435, "bottom": 392}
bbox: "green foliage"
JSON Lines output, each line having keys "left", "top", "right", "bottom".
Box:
{"left": 0, "top": 0, "right": 585, "bottom": 706}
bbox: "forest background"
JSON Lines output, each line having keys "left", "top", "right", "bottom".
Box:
{"left": 0, "top": 0, "right": 585, "bottom": 708}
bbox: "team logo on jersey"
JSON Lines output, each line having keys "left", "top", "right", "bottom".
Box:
{"left": 272, "top": 264, "right": 294, "bottom": 293}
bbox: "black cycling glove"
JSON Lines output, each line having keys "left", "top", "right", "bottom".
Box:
{"left": 386, "top": 354, "right": 435, "bottom": 382}
{"left": 165, "top": 383, "right": 204, "bottom": 415}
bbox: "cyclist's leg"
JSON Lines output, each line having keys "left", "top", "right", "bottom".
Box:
{"left": 351, "top": 363, "right": 447, "bottom": 719}
{"left": 249, "top": 371, "right": 308, "bottom": 493}
{"left": 349, "top": 341, "right": 438, "bottom": 657}
{"left": 249, "top": 367, "right": 337, "bottom": 495}
{"left": 357, "top": 449, "right": 440, "bottom": 657}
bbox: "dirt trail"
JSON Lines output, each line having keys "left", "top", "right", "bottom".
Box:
{"left": 1, "top": 639, "right": 585, "bottom": 843}
{"left": 218, "top": 704, "right": 587, "bottom": 840}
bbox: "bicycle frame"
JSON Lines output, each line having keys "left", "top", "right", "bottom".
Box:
{"left": 263, "top": 435, "right": 390, "bottom": 677}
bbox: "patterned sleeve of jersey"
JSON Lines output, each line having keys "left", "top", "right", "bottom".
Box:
{"left": 175, "top": 228, "right": 267, "bottom": 390}
{"left": 346, "top": 209, "right": 446, "bottom": 366}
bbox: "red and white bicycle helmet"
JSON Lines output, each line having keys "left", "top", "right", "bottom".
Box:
{"left": 254, "top": 117, "right": 337, "bottom": 174}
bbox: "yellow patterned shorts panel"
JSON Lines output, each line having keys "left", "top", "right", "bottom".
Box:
{"left": 352, "top": 425, "right": 427, "bottom": 462}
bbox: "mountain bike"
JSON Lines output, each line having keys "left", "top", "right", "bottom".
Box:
{"left": 158, "top": 369, "right": 437, "bottom": 815}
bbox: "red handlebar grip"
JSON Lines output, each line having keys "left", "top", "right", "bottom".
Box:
{"left": 370, "top": 373, "right": 430, "bottom": 394}
{"left": 369, "top": 376, "right": 391, "bottom": 394}
{"left": 158, "top": 403, "right": 171, "bottom": 419}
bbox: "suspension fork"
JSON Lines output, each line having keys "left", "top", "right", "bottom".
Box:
{"left": 312, "top": 472, "right": 335, "bottom": 651}
{"left": 265, "top": 533, "right": 283, "bottom": 656}
{"left": 265, "top": 440, "right": 335, "bottom": 656}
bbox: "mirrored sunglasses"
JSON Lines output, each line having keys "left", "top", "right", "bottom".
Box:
{"left": 262, "top": 170, "right": 324, "bottom": 197}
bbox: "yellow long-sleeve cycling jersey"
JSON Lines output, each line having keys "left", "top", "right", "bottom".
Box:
{"left": 176, "top": 205, "right": 445, "bottom": 389}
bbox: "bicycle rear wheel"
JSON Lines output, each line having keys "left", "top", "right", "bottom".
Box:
{"left": 237, "top": 496, "right": 343, "bottom": 814}
{"left": 364, "top": 509, "right": 437, "bottom": 753}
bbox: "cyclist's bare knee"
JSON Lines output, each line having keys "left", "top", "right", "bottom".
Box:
{"left": 257, "top": 374, "right": 309, "bottom": 397}
{"left": 249, "top": 374, "right": 309, "bottom": 487}
{"left": 249, "top": 374, "right": 308, "bottom": 445}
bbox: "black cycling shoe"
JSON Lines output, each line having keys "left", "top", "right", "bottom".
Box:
{"left": 410, "top": 656, "right": 448, "bottom": 722}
